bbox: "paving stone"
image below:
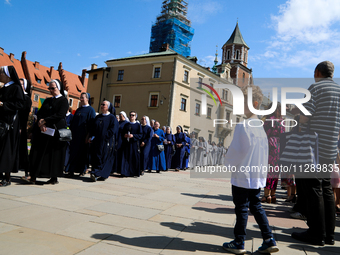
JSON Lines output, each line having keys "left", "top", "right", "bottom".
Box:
{"left": 101, "top": 228, "right": 174, "bottom": 254}
{"left": 76, "top": 242, "right": 156, "bottom": 255}
{"left": 57, "top": 221, "right": 123, "bottom": 242}
{"left": 0, "top": 227, "right": 93, "bottom": 255}
{"left": 86, "top": 201, "right": 161, "bottom": 220}
{"left": 92, "top": 214, "right": 185, "bottom": 237}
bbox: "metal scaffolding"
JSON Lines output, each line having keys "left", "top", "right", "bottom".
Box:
{"left": 150, "top": 0, "right": 194, "bottom": 57}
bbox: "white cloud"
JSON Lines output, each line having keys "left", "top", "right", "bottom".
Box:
{"left": 198, "top": 55, "right": 221, "bottom": 68}
{"left": 254, "top": 0, "right": 340, "bottom": 73}
{"left": 91, "top": 52, "right": 109, "bottom": 59}
{"left": 5, "top": 0, "right": 11, "bottom": 4}
{"left": 188, "top": 0, "right": 223, "bottom": 24}
{"left": 272, "top": 0, "right": 340, "bottom": 43}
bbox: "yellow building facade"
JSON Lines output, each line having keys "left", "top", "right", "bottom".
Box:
{"left": 87, "top": 50, "right": 242, "bottom": 147}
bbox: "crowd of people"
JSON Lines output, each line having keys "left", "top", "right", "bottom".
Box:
{"left": 0, "top": 65, "right": 229, "bottom": 186}
{"left": 1, "top": 61, "right": 340, "bottom": 253}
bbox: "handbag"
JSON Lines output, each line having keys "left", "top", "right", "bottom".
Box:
{"left": 0, "top": 112, "right": 17, "bottom": 140}
{"left": 157, "top": 144, "right": 164, "bottom": 151}
{"left": 0, "top": 121, "right": 10, "bottom": 139}
{"left": 278, "top": 116, "right": 318, "bottom": 178}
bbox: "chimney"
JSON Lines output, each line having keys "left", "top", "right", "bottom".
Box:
{"left": 49, "top": 66, "right": 54, "bottom": 78}
{"left": 0, "top": 47, "right": 4, "bottom": 55}
{"left": 34, "top": 61, "right": 40, "bottom": 70}
{"left": 21, "top": 51, "right": 27, "bottom": 60}
{"left": 58, "top": 62, "right": 63, "bottom": 71}
{"left": 9, "top": 53, "right": 15, "bottom": 61}
{"left": 81, "top": 69, "right": 86, "bottom": 86}
{"left": 91, "top": 64, "right": 98, "bottom": 70}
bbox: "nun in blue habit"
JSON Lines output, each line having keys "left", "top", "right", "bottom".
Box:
{"left": 120, "top": 111, "right": 142, "bottom": 177}
{"left": 65, "top": 92, "right": 96, "bottom": 176}
{"left": 182, "top": 132, "right": 190, "bottom": 170}
{"left": 88, "top": 100, "right": 118, "bottom": 181}
{"left": 164, "top": 126, "right": 175, "bottom": 170}
{"left": 114, "top": 111, "right": 129, "bottom": 174}
{"left": 149, "top": 121, "right": 166, "bottom": 172}
{"left": 173, "top": 125, "right": 186, "bottom": 171}
{"left": 140, "top": 115, "right": 153, "bottom": 173}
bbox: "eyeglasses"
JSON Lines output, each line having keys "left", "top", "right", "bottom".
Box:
{"left": 101, "top": 103, "right": 106, "bottom": 106}
{"left": 130, "top": 114, "right": 135, "bottom": 116}
{"left": 48, "top": 87, "right": 57, "bottom": 90}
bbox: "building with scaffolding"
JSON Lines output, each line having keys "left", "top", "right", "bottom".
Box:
{"left": 149, "top": 0, "right": 194, "bottom": 57}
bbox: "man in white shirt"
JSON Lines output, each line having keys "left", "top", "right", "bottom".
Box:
{"left": 222, "top": 85, "right": 279, "bottom": 254}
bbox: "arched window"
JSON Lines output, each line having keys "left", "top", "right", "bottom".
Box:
{"left": 236, "top": 50, "right": 240, "bottom": 60}
{"left": 243, "top": 73, "right": 245, "bottom": 83}
{"left": 227, "top": 50, "right": 230, "bottom": 60}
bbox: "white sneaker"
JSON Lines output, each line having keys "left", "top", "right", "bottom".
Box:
{"left": 290, "top": 212, "right": 307, "bottom": 220}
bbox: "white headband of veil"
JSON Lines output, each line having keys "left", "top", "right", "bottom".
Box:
{"left": 3, "top": 66, "right": 10, "bottom": 77}
{"left": 22, "top": 79, "right": 27, "bottom": 90}
{"left": 144, "top": 116, "right": 151, "bottom": 126}
{"left": 51, "top": 79, "right": 61, "bottom": 91}
{"left": 120, "top": 111, "right": 128, "bottom": 121}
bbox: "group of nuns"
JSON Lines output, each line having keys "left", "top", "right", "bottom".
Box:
{"left": 189, "top": 133, "right": 228, "bottom": 168}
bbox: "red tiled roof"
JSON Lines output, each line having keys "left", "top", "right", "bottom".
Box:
{"left": 0, "top": 50, "right": 25, "bottom": 79}
{"left": 60, "top": 69, "right": 88, "bottom": 98}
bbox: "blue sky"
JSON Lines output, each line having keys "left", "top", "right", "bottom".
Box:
{"left": 2, "top": 0, "right": 340, "bottom": 85}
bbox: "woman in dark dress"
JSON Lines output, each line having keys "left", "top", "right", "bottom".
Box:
{"left": 88, "top": 100, "right": 118, "bottom": 181}
{"left": 173, "top": 125, "right": 186, "bottom": 171}
{"left": 0, "top": 66, "right": 25, "bottom": 186}
{"left": 29, "top": 79, "right": 69, "bottom": 184}
{"left": 140, "top": 115, "right": 153, "bottom": 174}
{"left": 113, "top": 111, "right": 129, "bottom": 174}
{"left": 18, "top": 79, "right": 32, "bottom": 176}
{"left": 120, "top": 111, "right": 142, "bottom": 177}
{"left": 164, "top": 126, "right": 175, "bottom": 170}
{"left": 65, "top": 92, "right": 96, "bottom": 177}
{"left": 149, "top": 121, "right": 166, "bottom": 172}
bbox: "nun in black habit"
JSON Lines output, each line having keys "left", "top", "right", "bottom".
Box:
{"left": 17, "top": 78, "right": 32, "bottom": 176}
{"left": 0, "top": 66, "right": 25, "bottom": 186}
{"left": 88, "top": 100, "right": 118, "bottom": 181}
{"left": 29, "top": 79, "right": 69, "bottom": 184}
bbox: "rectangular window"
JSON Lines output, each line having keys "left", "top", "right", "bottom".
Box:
{"left": 69, "top": 98, "right": 73, "bottom": 107}
{"left": 93, "top": 74, "right": 98, "bottom": 80}
{"left": 149, "top": 93, "right": 159, "bottom": 107}
{"left": 33, "top": 94, "right": 39, "bottom": 102}
{"left": 207, "top": 107, "right": 212, "bottom": 119}
{"left": 183, "top": 70, "right": 189, "bottom": 83}
{"left": 154, "top": 67, "right": 161, "bottom": 78}
{"left": 117, "top": 70, "right": 124, "bottom": 81}
{"left": 114, "top": 95, "right": 121, "bottom": 108}
{"left": 195, "top": 103, "right": 200, "bottom": 116}
{"left": 226, "top": 111, "right": 230, "bottom": 121}
{"left": 225, "top": 90, "right": 228, "bottom": 101}
{"left": 198, "top": 77, "right": 203, "bottom": 88}
{"left": 209, "top": 134, "right": 212, "bottom": 142}
{"left": 180, "top": 98, "right": 186, "bottom": 111}
{"left": 210, "top": 83, "right": 214, "bottom": 94}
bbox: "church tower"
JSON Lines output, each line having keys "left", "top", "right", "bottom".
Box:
{"left": 222, "top": 22, "right": 252, "bottom": 87}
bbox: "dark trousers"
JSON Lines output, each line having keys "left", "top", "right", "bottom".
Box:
{"left": 232, "top": 185, "right": 272, "bottom": 243}
{"left": 303, "top": 158, "right": 335, "bottom": 240}
{"left": 293, "top": 178, "right": 308, "bottom": 215}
